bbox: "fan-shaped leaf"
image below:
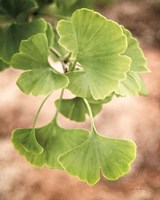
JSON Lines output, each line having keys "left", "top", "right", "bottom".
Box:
{"left": 59, "top": 131, "right": 136, "bottom": 185}
{"left": 11, "top": 33, "right": 69, "bottom": 96}
{"left": 57, "top": 9, "right": 131, "bottom": 100}
{"left": 12, "top": 121, "right": 89, "bottom": 169}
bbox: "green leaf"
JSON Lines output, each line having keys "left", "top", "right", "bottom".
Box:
{"left": 0, "top": 59, "right": 9, "bottom": 71}
{"left": 0, "top": 0, "right": 38, "bottom": 19}
{"left": 59, "top": 131, "right": 136, "bottom": 185}
{"left": 12, "top": 128, "right": 44, "bottom": 155}
{"left": 0, "top": 19, "right": 47, "bottom": 63}
{"left": 115, "top": 28, "right": 149, "bottom": 96}
{"left": 12, "top": 121, "right": 89, "bottom": 169}
{"left": 11, "top": 33, "right": 69, "bottom": 96}
{"left": 122, "top": 27, "right": 149, "bottom": 72}
{"left": 57, "top": 9, "right": 131, "bottom": 100}
{"left": 55, "top": 97, "right": 102, "bottom": 122}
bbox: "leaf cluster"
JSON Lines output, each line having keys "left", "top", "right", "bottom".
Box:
{"left": 0, "top": 3, "right": 150, "bottom": 185}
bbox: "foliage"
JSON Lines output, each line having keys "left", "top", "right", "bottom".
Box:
{"left": 0, "top": 0, "right": 149, "bottom": 185}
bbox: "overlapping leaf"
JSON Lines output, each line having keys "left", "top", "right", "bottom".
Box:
{"left": 115, "top": 28, "right": 149, "bottom": 96}
{"left": 0, "top": 19, "right": 47, "bottom": 63}
{"left": 57, "top": 9, "right": 131, "bottom": 100}
{"left": 59, "top": 131, "right": 136, "bottom": 185}
{"left": 11, "top": 33, "right": 68, "bottom": 95}
{"left": 55, "top": 97, "right": 102, "bottom": 122}
{"left": 123, "top": 28, "right": 148, "bottom": 73}
{"left": 12, "top": 121, "right": 89, "bottom": 169}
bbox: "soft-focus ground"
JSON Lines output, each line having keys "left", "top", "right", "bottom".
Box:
{"left": 0, "top": 1, "right": 160, "bottom": 200}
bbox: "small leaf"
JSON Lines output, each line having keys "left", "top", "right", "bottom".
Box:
{"left": 57, "top": 9, "right": 131, "bottom": 100}
{"left": 11, "top": 33, "right": 69, "bottom": 96}
{"left": 122, "top": 27, "right": 149, "bottom": 72}
{"left": 12, "top": 128, "right": 44, "bottom": 155}
{"left": 55, "top": 97, "right": 102, "bottom": 122}
{"left": 59, "top": 131, "right": 136, "bottom": 185}
{"left": 12, "top": 121, "right": 89, "bottom": 169}
{"left": 0, "top": 59, "right": 9, "bottom": 71}
{"left": 0, "top": 19, "right": 47, "bottom": 63}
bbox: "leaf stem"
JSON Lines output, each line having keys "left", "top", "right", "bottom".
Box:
{"left": 50, "top": 47, "right": 67, "bottom": 73}
{"left": 32, "top": 93, "right": 52, "bottom": 130}
{"left": 83, "top": 99, "right": 97, "bottom": 133}
{"left": 53, "top": 89, "right": 65, "bottom": 122}
{"left": 70, "top": 60, "right": 77, "bottom": 71}
{"left": 50, "top": 47, "right": 62, "bottom": 58}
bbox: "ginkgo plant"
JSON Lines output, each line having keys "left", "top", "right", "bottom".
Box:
{"left": 0, "top": 0, "right": 149, "bottom": 185}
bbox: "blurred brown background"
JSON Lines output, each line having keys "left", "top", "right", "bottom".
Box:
{"left": 0, "top": 0, "right": 160, "bottom": 199}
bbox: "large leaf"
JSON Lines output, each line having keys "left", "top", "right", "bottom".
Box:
{"left": 59, "top": 131, "right": 136, "bottom": 185}
{"left": 55, "top": 97, "right": 102, "bottom": 122}
{"left": 12, "top": 121, "right": 89, "bottom": 169}
{"left": 0, "top": 0, "right": 37, "bottom": 19}
{"left": 11, "top": 33, "right": 69, "bottom": 96}
{"left": 0, "top": 19, "right": 47, "bottom": 63}
{"left": 57, "top": 9, "right": 131, "bottom": 100}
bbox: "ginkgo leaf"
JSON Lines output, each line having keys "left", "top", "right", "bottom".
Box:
{"left": 0, "top": 0, "right": 37, "bottom": 19}
{"left": 12, "top": 128, "right": 44, "bottom": 155}
{"left": 55, "top": 97, "right": 102, "bottom": 122}
{"left": 0, "top": 59, "right": 9, "bottom": 71}
{"left": 0, "top": 19, "right": 47, "bottom": 63}
{"left": 57, "top": 9, "right": 131, "bottom": 100}
{"left": 59, "top": 131, "right": 136, "bottom": 185}
{"left": 122, "top": 27, "right": 149, "bottom": 72}
{"left": 11, "top": 33, "right": 69, "bottom": 96}
{"left": 12, "top": 121, "right": 89, "bottom": 169}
